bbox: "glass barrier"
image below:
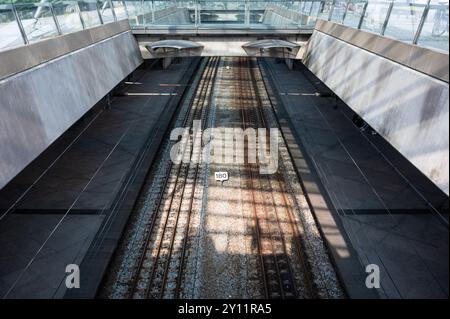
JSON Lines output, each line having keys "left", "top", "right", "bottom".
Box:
{"left": 122, "top": 0, "right": 144, "bottom": 28}
{"left": 343, "top": 0, "right": 367, "bottom": 28}
{"left": 384, "top": 0, "right": 426, "bottom": 42}
{"left": 0, "top": 3, "right": 26, "bottom": 49}
{"left": 360, "top": 0, "right": 392, "bottom": 34}
{"left": 0, "top": 0, "right": 448, "bottom": 52}
{"left": 330, "top": 0, "right": 349, "bottom": 23}
{"left": 318, "top": 0, "right": 334, "bottom": 20}
{"left": 200, "top": 1, "right": 245, "bottom": 24}
{"left": 14, "top": 2, "right": 60, "bottom": 43}
{"left": 79, "top": 0, "right": 102, "bottom": 28}
{"left": 99, "top": 0, "right": 116, "bottom": 23}
{"left": 111, "top": 0, "right": 129, "bottom": 20}
{"left": 52, "top": 0, "right": 84, "bottom": 34}
{"left": 417, "top": 0, "right": 449, "bottom": 51}
{"left": 249, "top": 0, "right": 265, "bottom": 24}
{"left": 306, "top": 1, "right": 325, "bottom": 26}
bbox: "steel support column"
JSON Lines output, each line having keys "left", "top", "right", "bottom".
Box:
{"left": 358, "top": 1, "right": 369, "bottom": 29}
{"left": 12, "top": 4, "right": 29, "bottom": 45}
{"left": 413, "top": 0, "right": 431, "bottom": 44}
{"left": 381, "top": 0, "right": 395, "bottom": 35}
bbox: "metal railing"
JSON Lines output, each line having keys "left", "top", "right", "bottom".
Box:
{"left": 300, "top": 0, "right": 448, "bottom": 51}
{"left": 0, "top": 0, "right": 126, "bottom": 49}
{"left": 0, "top": 0, "right": 448, "bottom": 52}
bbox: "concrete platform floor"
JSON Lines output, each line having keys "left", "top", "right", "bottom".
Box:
{"left": 261, "top": 58, "right": 449, "bottom": 299}
{"left": 0, "top": 58, "right": 198, "bottom": 298}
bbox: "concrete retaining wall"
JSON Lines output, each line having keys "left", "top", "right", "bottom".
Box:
{"left": 0, "top": 20, "right": 133, "bottom": 80}
{"left": 303, "top": 20, "right": 449, "bottom": 195}
{"left": 0, "top": 23, "right": 142, "bottom": 190}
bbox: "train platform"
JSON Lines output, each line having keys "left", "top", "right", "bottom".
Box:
{"left": 0, "top": 58, "right": 198, "bottom": 298}
{"left": 261, "top": 58, "right": 449, "bottom": 298}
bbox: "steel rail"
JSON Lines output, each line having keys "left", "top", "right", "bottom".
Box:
{"left": 241, "top": 58, "right": 296, "bottom": 298}
{"left": 249, "top": 58, "right": 318, "bottom": 298}
{"left": 159, "top": 57, "right": 220, "bottom": 298}
{"left": 240, "top": 57, "right": 294, "bottom": 298}
{"left": 140, "top": 57, "right": 217, "bottom": 298}
{"left": 127, "top": 57, "right": 216, "bottom": 298}
{"left": 173, "top": 57, "right": 221, "bottom": 298}
{"left": 238, "top": 58, "right": 270, "bottom": 299}
{"left": 245, "top": 58, "right": 299, "bottom": 299}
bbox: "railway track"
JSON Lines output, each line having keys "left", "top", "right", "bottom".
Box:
{"left": 238, "top": 58, "right": 317, "bottom": 299}
{"left": 103, "top": 56, "right": 343, "bottom": 299}
{"left": 128, "top": 57, "right": 220, "bottom": 299}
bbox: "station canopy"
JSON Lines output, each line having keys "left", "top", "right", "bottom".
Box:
{"left": 145, "top": 40, "right": 204, "bottom": 57}
{"left": 242, "top": 39, "right": 301, "bottom": 58}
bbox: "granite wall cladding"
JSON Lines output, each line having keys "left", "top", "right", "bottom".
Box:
{"left": 303, "top": 30, "right": 449, "bottom": 195}
{"left": 0, "top": 30, "right": 143, "bottom": 190}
